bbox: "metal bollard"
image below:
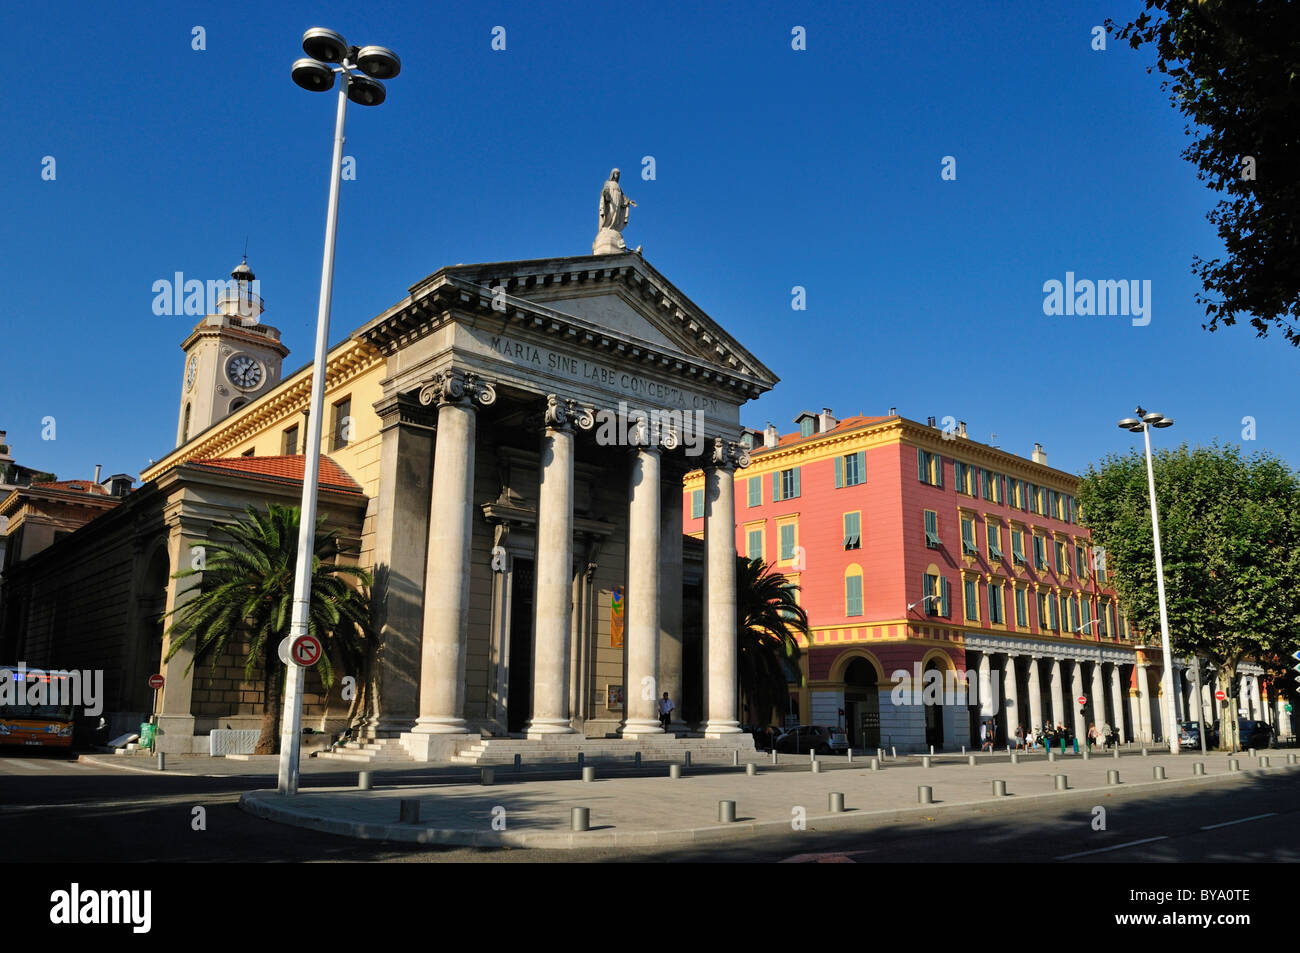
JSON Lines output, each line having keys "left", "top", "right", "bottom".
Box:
{"left": 771, "top": 749, "right": 778, "bottom": 765}
{"left": 1107, "top": 769, "right": 1120, "bottom": 785}
{"left": 1249, "top": 748, "right": 1256, "bottom": 758}
{"left": 572, "top": 807, "right": 590, "bottom": 832}
{"left": 922, "top": 755, "right": 932, "bottom": 768}
{"left": 358, "top": 771, "right": 372, "bottom": 790}
{"left": 399, "top": 799, "right": 420, "bottom": 823}
{"left": 918, "top": 785, "right": 933, "bottom": 804}
{"left": 157, "top": 752, "right": 165, "bottom": 771}
{"left": 891, "top": 746, "right": 897, "bottom": 759}
{"left": 992, "top": 780, "right": 1006, "bottom": 797}
{"left": 582, "top": 765, "right": 595, "bottom": 783}
{"left": 870, "top": 758, "right": 880, "bottom": 771}
{"left": 962, "top": 746, "right": 966, "bottom": 755}
{"left": 514, "top": 753, "right": 522, "bottom": 772}
{"left": 930, "top": 745, "right": 935, "bottom": 756}
{"left": 718, "top": 800, "right": 736, "bottom": 823}
{"left": 1288, "top": 753, "right": 1297, "bottom": 765}
{"left": 1113, "top": 747, "right": 1120, "bottom": 759}
{"left": 968, "top": 755, "right": 976, "bottom": 766}
{"left": 669, "top": 763, "right": 681, "bottom": 779}
{"left": 1082, "top": 749, "right": 1090, "bottom": 761}
{"left": 1194, "top": 762, "right": 1205, "bottom": 775}
{"left": 685, "top": 751, "right": 692, "bottom": 768}
{"left": 1048, "top": 752, "right": 1056, "bottom": 762}
{"left": 829, "top": 792, "right": 845, "bottom": 813}
{"left": 1141, "top": 748, "right": 1148, "bottom": 757}
{"left": 481, "top": 767, "right": 495, "bottom": 785}
{"left": 746, "top": 762, "right": 757, "bottom": 776}
{"left": 1229, "top": 758, "right": 1241, "bottom": 772}
{"left": 732, "top": 750, "right": 739, "bottom": 767}
{"left": 577, "top": 752, "right": 585, "bottom": 767}
{"left": 847, "top": 749, "right": 853, "bottom": 763}
{"left": 812, "top": 760, "right": 823, "bottom": 773}
{"left": 878, "top": 748, "right": 884, "bottom": 761}
{"left": 1153, "top": 765, "right": 1166, "bottom": 780}
{"left": 1011, "top": 751, "right": 1019, "bottom": 765}
{"left": 1054, "top": 774, "right": 1068, "bottom": 791}
{"left": 809, "top": 750, "right": 816, "bottom": 764}
{"left": 1260, "top": 756, "right": 1270, "bottom": 768}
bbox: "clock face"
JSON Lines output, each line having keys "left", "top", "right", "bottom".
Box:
{"left": 184, "top": 355, "right": 198, "bottom": 391}
{"left": 226, "top": 354, "right": 263, "bottom": 390}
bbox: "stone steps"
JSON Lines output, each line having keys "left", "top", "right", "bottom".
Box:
{"left": 316, "top": 738, "right": 415, "bottom": 764}
{"left": 448, "top": 735, "right": 757, "bottom": 765}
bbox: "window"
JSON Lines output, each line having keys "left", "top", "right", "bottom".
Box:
{"left": 924, "top": 510, "right": 941, "bottom": 548}
{"left": 917, "top": 449, "right": 943, "bottom": 487}
{"left": 182, "top": 403, "right": 191, "bottom": 443}
{"left": 691, "top": 489, "right": 704, "bottom": 519}
{"left": 241, "top": 448, "right": 255, "bottom": 457}
{"left": 1033, "top": 535, "right": 1047, "bottom": 570}
{"left": 988, "top": 583, "right": 1004, "bottom": 624}
{"left": 772, "top": 467, "right": 801, "bottom": 501}
{"left": 961, "top": 516, "right": 977, "bottom": 556}
{"left": 980, "top": 468, "right": 994, "bottom": 502}
{"left": 746, "top": 528, "right": 763, "bottom": 561}
{"left": 283, "top": 424, "right": 299, "bottom": 456}
{"left": 987, "top": 523, "right": 1004, "bottom": 561}
{"left": 1038, "top": 592, "right": 1051, "bottom": 630}
{"left": 1110, "top": 604, "right": 1119, "bottom": 639}
{"left": 747, "top": 476, "right": 761, "bottom": 508}
{"left": 1068, "top": 596, "right": 1080, "bottom": 633}
{"left": 835, "top": 451, "right": 866, "bottom": 488}
{"left": 954, "top": 461, "right": 974, "bottom": 496}
{"left": 923, "top": 571, "right": 951, "bottom": 617}
{"left": 842, "top": 512, "right": 861, "bottom": 550}
{"left": 845, "top": 572, "right": 863, "bottom": 617}
{"left": 1054, "top": 540, "right": 1066, "bottom": 574}
{"left": 1060, "top": 594, "right": 1071, "bottom": 632}
{"left": 331, "top": 396, "right": 352, "bottom": 451}
{"left": 799, "top": 417, "right": 815, "bottom": 438}
{"left": 779, "top": 523, "right": 796, "bottom": 561}
{"left": 1081, "top": 599, "right": 1093, "bottom": 634}
{"left": 1048, "top": 595, "right": 1060, "bottom": 631}
{"left": 1074, "top": 543, "right": 1086, "bottom": 577}
{"left": 1027, "top": 483, "right": 1039, "bottom": 515}
{"left": 964, "top": 578, "right": 979, "bottom": 622}
{"left": 1011, "top": 529, "right": 1026, "bottom": 565}
{"left": 1014, "top": 587, "right": 1028, "bottom": 627}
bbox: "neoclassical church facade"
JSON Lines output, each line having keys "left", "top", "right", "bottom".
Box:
{"left": 2, "top": 248, "right": 779, "bottom": 756}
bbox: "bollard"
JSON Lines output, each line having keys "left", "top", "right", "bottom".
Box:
{"left": 1054, "top": 774, "right": 1068, "bottom": 791}
{"left": 746, "top": 762, "right": 757, "bottom": 776}
{"left": 810, "top": 750, "right": 816, "bottom": 764}
{"left": 635, "top": 751, "right": 641, "bottom": 767}
{"left": 1249, "top": 748, "right": 1256, "bottom": 758}
{"left": 870, "top": 757, "right": 880, "bottom": 771}
{"left": 1260, "top": 756, "right": 1270, "bottom": 768}
{"left": 669, "top": 763, "right": 681, "bottom": 779}
{"left": 732, "top": 750, "right": 739, "bottom": 767}
{"left": 1141, "top": 748, "right": 1148, "bottom": 757}
{"left": 157, "top": 752, "right": 165, "bottom": 771}
{"left": 514, "top": 753, "right": 522, "bottom": 772}
{"left": 962, "top": 746, "right": 966, "bottom": 755}
{"left": 922, "top": 755, "right": 932, "bottom": 768}
{"left": 578, "top": 752, "right": 585, "bottom": 767}
{"left": 1288, "top": 753, "right": 1297, "bottom": 765}
{"left": 1006, "top": 745, "right": 1011, "bottom": 755}
{"left": 771, "top": 749, "right": 778, "bottom": 765}
{"left": 1011, "top": 751, "right": 1019, "bottom": 765}
{"left": 812, "top": 760, "right": 823, "bottom": 774}
{"left": 399, "top": 799, "right": 420, "bottom": 824}
{"left": 1082, "top": 749, "right": 1090, "bottom": 761}
{"left": 930, "top": 745, "right": 935, "bottom": 756}
{"left": 358, "top": 771, "right": 372, "bottom": 791}
{"left": 1153, "top": 765, "right": 1166, "bottom": 780}
{"left": 847, "top": 749, "right": 853, "bottom": 763}
{"left": 718, "top": 800, "right": 736, "bottom": 823}
{"left": 829, "top": 792, "right": 845, "bottom": 813}
{"left": 1048, "top": 752, "right": 1056, "bottom": 762}
{"left": 481, "top": 767, "right": 495, "bottom": 785}
{"left": 1229, "top": 758, "right": 1241, "bottom": 772}
{"left": 891, "top": 746, "right": 897, "bottom": 759}
{"left": 992, "top": 780, "right": 1006, "bottom": 797}
{"left": 581, "top": 765, "right": 595, "bottom": 783}
{"left": 684, "top": 751, "right": 692, "bottom": 768}
{"left": 1113, "top": 747, "right": 1120, "bottom": 759}
{"left": 968, "top": 754, "right": 976, "bottom": 766}
{"left": 1107, "top": 769, "right": 1120, "bottom": 786}
{"left": 918, "top": 785, "right": 933, "bottom": 804}
{"left": 572, "top": 807, "right": 590, "bottom": 832}
{"left": 1194, "top": 762, "right": 1205, "bottom": 775}
{"left": 878, "top": 748, "right": 884, "bottom": 761}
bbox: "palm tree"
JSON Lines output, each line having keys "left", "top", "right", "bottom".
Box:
{"left": 164, "top": 503, "right": 373, "bottom": 754}
{"left": 736, "top": 556, "right": 808, "bottom": 727}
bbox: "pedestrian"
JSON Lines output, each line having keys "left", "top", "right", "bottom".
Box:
{"left": 657, "top": 692, "right": 674, "bottom": 732}
{"left": 1015, "top": 725, "right": 1024, "bottom": 749}
{"left": 1057, "top": 722, "right": 1067, "bottom": 754}
{"left": 1087, "top": 723, "right": 1098, "bottom": 750}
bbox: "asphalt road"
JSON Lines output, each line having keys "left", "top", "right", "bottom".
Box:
{"left": 2, "top": 749, "right": 1297, "bottom": 863}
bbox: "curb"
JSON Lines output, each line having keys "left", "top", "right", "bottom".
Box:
{"left": 238, "top": 762, "right": 1297, "bottom": 849}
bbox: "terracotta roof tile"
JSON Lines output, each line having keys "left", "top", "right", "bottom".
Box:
{"left": 31, "top": 479, "right": 110, "bottom": 495}
{"left": 768, "top": 415, "right": 892, "bottom": 449}
{"left": 188, "top": 455, "right": 363, "bottom": 494}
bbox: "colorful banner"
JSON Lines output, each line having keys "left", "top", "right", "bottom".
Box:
{"left": 610, "top": 586, "right": 624, "bottom": 647}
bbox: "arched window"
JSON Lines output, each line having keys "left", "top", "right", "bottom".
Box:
{"left": 230, "top": 397, "right": 248, "bottom": 413}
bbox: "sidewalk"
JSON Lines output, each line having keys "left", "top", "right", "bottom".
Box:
{"left": 240, "top": 749, "right": 1298, "bottom": 849}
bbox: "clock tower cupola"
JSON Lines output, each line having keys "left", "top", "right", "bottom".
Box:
{"left": 176, "top": 258, "right": 290, "bottom": 447}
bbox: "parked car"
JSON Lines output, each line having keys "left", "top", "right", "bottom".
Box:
{"left": 1178, "top": 720, "right": 1218, "bottom": 749}
{"left": 1238, "top": 719, "right": 1275, "bottom": 749}
{"left": 741, "top": 724, "right": 782, "bottom": 750}
{"left": 774, "top": 725, "right": 850, "bottom": 755}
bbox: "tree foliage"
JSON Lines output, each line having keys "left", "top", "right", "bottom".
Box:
{"left": 1108, "top": 1, "right": 1300, "bottom": 345}
{"left": 1078, "top": 443, "right": 1300, "bottom": 746}
{"left": 736, "top": 556, "right": 807, "bottom": 727}
{"left": 164, "top": 503, "right": 374, "bottom": 753}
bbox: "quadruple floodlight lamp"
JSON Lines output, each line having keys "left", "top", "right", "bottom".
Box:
{"left": 291, "top": 27, "right": 400, "bottom": 106}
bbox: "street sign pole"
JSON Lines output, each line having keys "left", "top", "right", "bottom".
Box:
{"left": 1190, "top": 656, "right": 1206, "bottom": 755}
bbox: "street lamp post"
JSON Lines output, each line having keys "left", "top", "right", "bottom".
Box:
{"left": 1118, "top": 407, "right": 1179, "bottom": 755}
{"left": 277, "top": 29, "right": 401, "bottom": 796}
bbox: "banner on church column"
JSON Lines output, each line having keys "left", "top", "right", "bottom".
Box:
{"left": 610, "top": 587, "right": 624, "bottom": 647}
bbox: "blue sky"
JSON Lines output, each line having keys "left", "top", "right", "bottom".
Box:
{"left": 2, "top": 0, "right": 1294, "bottom": 483}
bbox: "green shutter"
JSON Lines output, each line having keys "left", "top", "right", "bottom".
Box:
{"left": 771, "top": 472, "right": 779, "bottom": 502}
{"left": 917, "top": 449, "right": 926, "bottom": 482}
{"left": 855, "top": 451, "right": 865, "bottom": 484}
{"left": 846, "top": 575, "right": 863, "bottom": 616}
{"left": 834, "top": 456, "right": 844, "bottom": 489}
{"left": 792, "top": 466, "right": 801, "bottom": 498}
{"left": 940, "top": 576, "right": 951, "bottom": 616}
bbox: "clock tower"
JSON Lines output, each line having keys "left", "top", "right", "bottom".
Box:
{"left": 176, "top": 259, "right": 290, "bottom": 447}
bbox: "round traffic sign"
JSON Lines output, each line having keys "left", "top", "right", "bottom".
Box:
{"left": 148, "top": 674, "right": 165, "bottom": 690}
{"left": 278, "top": 636, "right": 292, "bottom": 666}
{"left": 1215, "top": 689, "right": 1226, "bottom": 701}
{"left": 1077, "top": 695, "right": 1087, "bottom": 705}
{"left": 290, "top": 634, "right": 323, "bottom": 667}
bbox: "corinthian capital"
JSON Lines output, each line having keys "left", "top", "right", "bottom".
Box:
{"left": 419, "top": 368, "right": 497, "bottom": 409}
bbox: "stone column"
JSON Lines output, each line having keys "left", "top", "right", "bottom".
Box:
{"left": 1048, "top": 657, "right": 1065, "bottom": 732}
{"left": 155, "top": 520, "right": 205, "bottom": 754}
{"left": 1249, "top": 675, "right": 1263, "bottom": 721}
{"left": 528, "top": 396, "right": 582, "bottom": 737}
{"left": 366, "top": 393, "right": 435, "bottom": 737}
{"left": 623, "top": 440, "right": 664, "bottom": 737}
{"left": 704, "top": 438, "right": 745, "bottom": 737}
{"left": 1201, "top": 680, "right": 1215, "bottom": 731}
{"left": 1003, "top": 655, "right": 1020, "bottom": 743}
{"left": 1133, "top": 663, "right": 1151, "bottom": 743}
{"left": 1069, "top": 660, "right": 1087, "bottom": 742}
{"left": 1027, "top": 656, "right": 1045, "bottom": 738}
{"left": 1108, "top": 663, "right": 1127, "bottom": 743}
{"left": 408, "top": 371, "right": 494, "bottom": 751}
{"left": 978, "top": 653, "right": 994, "bottom": 719}
{"left": 1090, "top": 661, "right": 1108, "bottom": 737}
{"left": 658, "top": 462, "right": 686, "bottom": 733}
